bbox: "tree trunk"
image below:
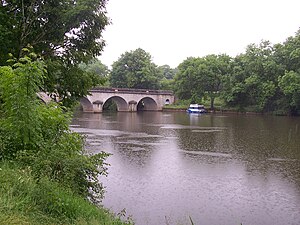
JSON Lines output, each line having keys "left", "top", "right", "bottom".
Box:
{"left": 210, "top": 97, "right": 215, "bottom": 111}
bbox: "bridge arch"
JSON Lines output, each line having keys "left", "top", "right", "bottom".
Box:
{"left": 137, "top": 97, "right": 158, "bottom": 111}
{"left": 80, "top": 97, "right": 93, "bottom": 112}
{"left": 81, "top": 87, "right": 175, "bottom": 112}
{"left": 103, "top": 96, "right": 128, "bottom": 111}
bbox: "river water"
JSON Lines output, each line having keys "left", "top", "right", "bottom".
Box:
{"left": 71, "top": 111, "right": 300, "bottom": 225}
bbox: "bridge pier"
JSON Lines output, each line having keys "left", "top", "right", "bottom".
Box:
{"left": 92, "top": 100, "right": 103, "bottom": 113}
{"left": 128, "top": 101, "right": 137, "bottom": 112}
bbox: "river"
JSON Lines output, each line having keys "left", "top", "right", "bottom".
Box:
{"left": 71, "top": 111, "right": 300, "bottom": 225}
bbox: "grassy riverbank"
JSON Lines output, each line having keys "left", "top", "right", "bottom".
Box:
{"left": 163, "top": 98, "right": 225, "bottom": 111}
{"left": 0, "top": 162, "right": 132, "bottom": 225}
{"left": 0, "top": 56, "right": 132, "bottom": 225}
{"left": 164, "top": 98, "right": 292, "bottom": 116}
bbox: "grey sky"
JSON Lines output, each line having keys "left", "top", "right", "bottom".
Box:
{"left": 99, "top": 0, "right": 300, "bottom": 68}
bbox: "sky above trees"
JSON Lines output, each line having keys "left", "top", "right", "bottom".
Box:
{"left": 99, "top": 0, "right": 300, "bottom": 68}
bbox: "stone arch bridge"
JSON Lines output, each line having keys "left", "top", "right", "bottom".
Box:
{"left": 80, "top": 87, "right": 175, "bottom": 113}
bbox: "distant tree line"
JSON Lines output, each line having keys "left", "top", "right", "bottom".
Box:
{"left": 107, "top": 29, "right": 300, "bottom": 115}
{"left": 174, "top": 30, "right": 300, "bottom": 115}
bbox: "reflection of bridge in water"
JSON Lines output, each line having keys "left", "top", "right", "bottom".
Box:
{"left": 80, "top": 87, "right": 175, "bottom": 113}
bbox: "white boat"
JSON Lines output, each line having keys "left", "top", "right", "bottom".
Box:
{"left": 186, "top": 104, "right": 206, "bottom": 113}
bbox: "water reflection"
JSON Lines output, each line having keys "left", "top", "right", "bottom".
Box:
{"left": 71, "top": 111, "right": 300, "bottom": 225}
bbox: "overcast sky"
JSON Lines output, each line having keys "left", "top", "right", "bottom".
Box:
{"left": 99, "top": 0, "right": 300, "bottom": 68}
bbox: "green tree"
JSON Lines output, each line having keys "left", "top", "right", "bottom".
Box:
{"left": 274, "top": 29, "right": 300, "bottom": 73}
{"left": 174, "top": 55, "right": 232, "bottom": 109}
{"left": 78, "top": 58, "right": 110, "bottom": 87}
{"left": 278, "top": 71, "right": 300, "bottom": 113}
{"left": 157, "top": 64, "right": 177, "bottom": 90}
{"left": 110, "top": 48, "right": 162, "bottom": 89}
{"left": 0, "top": 0, "right": 109, "bottom": 106}
{"left": 223, "top": 41, "right": 278, "bottom": 112}
{"left": 201, "top": 54, "right": 232, "bottom": 109}
{"left": 0, "top": 0, "right": 109, "bottom": 64}
{"left": 79, "top": 58, "right": 109, "bottom": 78}
{"left": 174, "top": 57, "right": 204, "bottom": 102}
{"left": 158, "top": 64, "right": 177, "bottom": 80}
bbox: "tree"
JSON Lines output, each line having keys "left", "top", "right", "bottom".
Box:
{"left": 174, "top": 57, "right": 204, "bottom": 102}
{"left": 79, "top": 58, "right": 109, "bottom": 86}
{"left": 157, "top": 64, "right": 177, "bottom": 90}
{"left": 278, "top": 71, "right": 300, "bottom": 114}
{"left": 158, "top": 64, "right": 177, "bottom": 80}
{"left": 274, "top": 29, "right": 300, "bottom": 73}
{"left": 201, "top": 54, "right": 232, "bottom": 109}
{"left": 110, "top": 48, "right": 162, "bottom": 89}
{"left": 0, "top": 0, "right": 109, "bottom": 64}
{"left": 223, "top": 41, "right": 278, "bottom": 111}
{"left": 174, "top": 55, "right": 232, "bottom": 109}
{"left": 79, "top": 59, "right": 109, "bottom": 78}
{"left": 110, "top": 48, "right": 161, "bottom": 89}
{"left": 0, "top": 0, "right": 109, "bottom": 106}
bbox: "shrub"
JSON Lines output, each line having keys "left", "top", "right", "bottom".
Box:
{"left": 0, "top": 49, "right": 108, "bottom": 203}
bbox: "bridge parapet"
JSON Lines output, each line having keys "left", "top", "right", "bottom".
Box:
{"left": 91, "top": 87, "right": 173, "bottom": 95}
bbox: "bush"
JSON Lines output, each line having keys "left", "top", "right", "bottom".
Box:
{"left": 0, "top": 50, "right": 108, "bottom": 203}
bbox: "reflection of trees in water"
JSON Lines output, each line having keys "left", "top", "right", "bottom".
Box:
{"left": 174, "top": 114, "right": 300, "bottom": 181}
{"left": 73, "top": 111, "right": 300, "bottom": 188}
{"left": 110, "top": 135, "right": 158, "bottom": 169}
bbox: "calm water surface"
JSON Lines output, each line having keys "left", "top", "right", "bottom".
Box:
{"left": 71, "top": 112, "right": 300, "bottom": 225}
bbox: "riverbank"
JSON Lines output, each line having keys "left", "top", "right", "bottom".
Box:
{"left": 0, "top": 161, "right": 132, "bottom": 225}
{"left": 162, "top": 97, "right": 296, "bottom": 116}
{"left": 163, "top": 107, "right": 265, "bottom": 114}
{"left": 162, "top": 106, "right": 292, "bottom": 116}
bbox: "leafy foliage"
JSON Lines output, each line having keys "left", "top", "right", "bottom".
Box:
{"left": 79, "top": 58, "right": 110, "bottom": 78}
{"left": 278, "top": 71, "right": 300, "bottom": 113}
{"left": 158, "top": 64, "right": 177, "bottom": 90}
{"left": 0, "top": 0, "right": 109, "bottom": 64}
{"left": 110, "top": 48, "right": 162, "bottom": 89}
{"left": 0, "top": 52, "right": 108, "bottom": 203}
{"left": 0, "top": 0, "right": 109, "bottom": 107}
{"left": 174, "top": 54, "right": 231, "bottom": 109}
{"left": 44, "top": 59, "right": 105, "bottom": 107}
{"left": 0, "top": 50, "right": 45, "bottom": 156}
{"left": 223, "top": 41, "right": 278, "bottom": 111}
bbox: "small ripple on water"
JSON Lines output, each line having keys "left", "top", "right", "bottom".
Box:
{"left": 87, "top": 141, "right": 103, "bottom": 146}
{"left": 117, "top": 133, "right": 163, "bottom": 139}
{"left": 191, "top": 129, "right": 223, "bottom": 133}
{"left": 160, "top": 124, "right": 227, "bottom": 130}
{"left": 69, "top": 124, "right": 81, "bottom": 127}
{"left": 267, "top": 158, "right": 298, "bottom": 162}
{"left": 180, "top": 150, "right": 232, "bottom": 158}
{"left": 70, "top": 127, "right": 127, "bottom": 137}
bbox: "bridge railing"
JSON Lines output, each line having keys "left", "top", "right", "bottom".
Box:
{"left": 90, "top": 87, "right": 174, "bottom": 95}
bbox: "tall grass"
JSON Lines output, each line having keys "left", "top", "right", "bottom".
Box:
{"left": 0, "top": 162, "right": 132, "bottom": 225}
